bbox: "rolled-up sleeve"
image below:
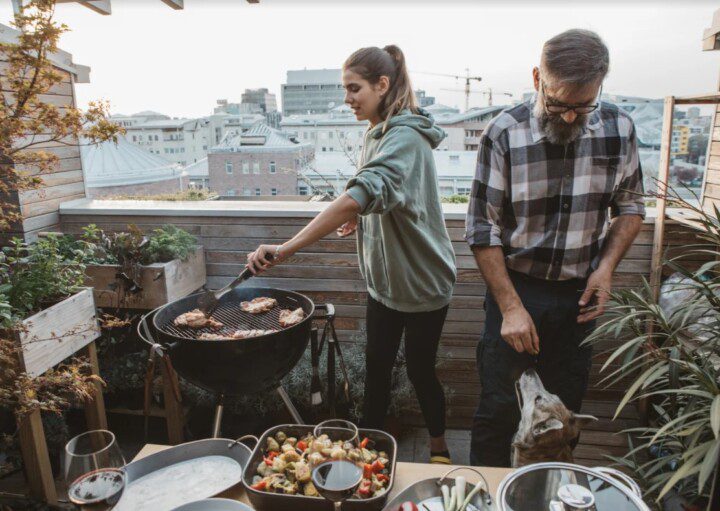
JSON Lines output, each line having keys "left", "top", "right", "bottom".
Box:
{"left": 464, "top": 132, "right": 508, "bottom": 247}
{"left": 610, "top": 123, "right": 646, "bottom": 219}
{"left": 345, "top": 127, "right": 416, "bottom": 216}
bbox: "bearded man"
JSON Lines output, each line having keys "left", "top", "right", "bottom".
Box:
{"left": 465, "top": 29, "right": 645, "bottom": 467}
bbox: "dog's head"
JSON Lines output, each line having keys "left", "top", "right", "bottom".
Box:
{"left": 511, "top": 368, "right": 597, "bottom": 467}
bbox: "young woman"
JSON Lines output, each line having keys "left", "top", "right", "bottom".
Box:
{"left": 246, "top": 45, "right": 456, "bottom": 463}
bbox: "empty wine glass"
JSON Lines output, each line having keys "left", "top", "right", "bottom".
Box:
{"left": 311, "top": 420, "right": 363, "bottom": 510}
{"left": 64, "top": 430, "right": 126, "bottom": 510}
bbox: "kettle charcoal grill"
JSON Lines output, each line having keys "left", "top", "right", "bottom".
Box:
{"left": 138, "top": 286, "right": 327, "bottom": 436}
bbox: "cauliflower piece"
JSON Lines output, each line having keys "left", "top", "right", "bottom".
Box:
{"left": 303, "top": 481, "right": 319, "bottom": 497}
{"left": 330, "top": 446, "right": 347, "bottom": 460}
{"left": 271, "top": 456, "right": 287, "bottom": 473}
{"left": 281, "top": 443, "right": 296, "bottom": 454}
{"left": 347, "top": 449, "right": 362, "bottom": 462}
{"left": 285, "top": 437, "right": 297, "bottom": 447}
{"left": 257, "top": 461, "right": 271, "bottom": 477}
{"left": 307, "top": 452, "right": 325, "bottom": 466}
{"left": 294, "top": 460, "right": 311, "bottom": 483}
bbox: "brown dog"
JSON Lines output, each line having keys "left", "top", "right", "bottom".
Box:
{"left": 511, "top": 368, "right": 597, "bottom": 468}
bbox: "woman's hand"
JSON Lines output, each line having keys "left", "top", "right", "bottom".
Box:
{"left": 336, "top": 217, "right": 358, "bottom": 238}
{"left": 246, "top": 244, "right": 287, "bottom": 275}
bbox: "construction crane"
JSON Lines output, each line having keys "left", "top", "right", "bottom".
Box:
{"left": 413, "top": 69, "right": 482, "bottom": 112}
{"left": 441, "top": 87, "right": 513, "bottom": 107}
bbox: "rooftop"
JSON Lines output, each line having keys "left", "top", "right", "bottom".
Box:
{"left": 285, "top": 68, "right": 342, "bottom": 85}
{"left": 80, "top": 136, "right": 183, "bottom": 188}
{"left": 211, "top": 123, "right": 312, "bottom": 152}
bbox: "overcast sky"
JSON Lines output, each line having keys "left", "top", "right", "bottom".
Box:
{"left": 1, "top": 1, "right": 718, "bottom": 118}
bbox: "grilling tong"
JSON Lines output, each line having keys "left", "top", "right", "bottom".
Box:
{"left": 197, "top": 254, "right": 274, "bottom": 316}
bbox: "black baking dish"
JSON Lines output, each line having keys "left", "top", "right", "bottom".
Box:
{"left": 242, "top": 424, "right": 397, "bottom": 511}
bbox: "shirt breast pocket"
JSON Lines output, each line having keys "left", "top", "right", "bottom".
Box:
{"left": 589, "top": 156, "right": 621, "bottom": 210}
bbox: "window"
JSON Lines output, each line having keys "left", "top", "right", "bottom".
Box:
{"left": 226, "top": 189, "right": 236, "bottom": 196}
{"left": 449, "top": 155, "right": 460, "bottom": 164}
{"left": 322, "top": 147, "right": 326, "bottom": 152}
{"left": 203, "top": 145, "right": 208, "bottom": 150}
{"left": 303, "top": 132, "right": 309, "bottom": 140}
{"left": 164, "top": 148, "right": 170, "bottom": 154}
{"left": 299, "top": 186, "right": 309, "bottom": 196}
{"left": 255, "top": 188, "right": 261, "bottom": 196}
{"left": 180, "top": 148, "right": 185, "bottom": 153}
{"left": 155, "top": 135, "right": 159, "bottom": 141}
{"left": 132, "top": 135, "right": 137, "bottom": 142}
{"left": 243, "top": 187, "right": 252, "bottom": 196}
{"left": 269, "top": 161, "right": 276, "bottom": 173}
{"left": 242, "top": 162, "right": 250, "bottom": 174}
{"left": 328, "top": 131, "right": 333, "bottom": 139}
{"left": 271, "top": 188, "right": 278, "bottom": 196}
{"left": 253, "top": 162, "right": 260, "bottom": 174}
{"left": 457, "top": 187, "right": 472, "bottom": 195}
{"left": 225, "top": 161, "right": 233, "bottom": 174}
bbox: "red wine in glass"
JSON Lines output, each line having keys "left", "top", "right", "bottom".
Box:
{"left": 68, "top": 467, "right": 125, "bottom": 510}
{"left": 312, "top": 460, "right": 364, "bottom": 509}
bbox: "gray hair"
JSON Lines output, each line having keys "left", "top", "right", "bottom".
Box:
{"left": 541, "top": 29, "right": 609, "bottom": 86}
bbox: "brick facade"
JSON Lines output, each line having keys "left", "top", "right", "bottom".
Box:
{"left": 87, "top": 176, "right": 188, "bottom": 198}
{"left": 208, "top": 147, "right": 314, "bottom": 197}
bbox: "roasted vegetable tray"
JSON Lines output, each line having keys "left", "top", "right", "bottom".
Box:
{"left": 242, "top": 424, "right": 397, "bottom": 511}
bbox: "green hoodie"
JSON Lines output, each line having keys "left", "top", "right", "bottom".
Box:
{"left": 345, "top": 109, "right": 456, "bottom": 313}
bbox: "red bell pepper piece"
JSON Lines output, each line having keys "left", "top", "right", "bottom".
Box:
{"left": 371, "top": 459, "right": 385, "bottom": 473}
{"left": 263, "top": 451, "right": 279, "bottom": 465}
{"left": 297, "top": 440, "right": 307, "bottom": 451}
{"left": 363, "top": 463, "right": 373, "bottom": 480}
{"left": 251, "top": 480, "right": 267, "bottom": 491}
{"left": 359, "top": 437, "right": 370, "bottom": 449}
{"left": 376, "top": 473, "right": 389, "bottom": 482}
{"left": 357, "top": 479, "right": 372, "bottom": 497}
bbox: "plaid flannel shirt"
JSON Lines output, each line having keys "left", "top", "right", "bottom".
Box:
{"left": 464, "top": 99, "right": 645, "bottom": 280}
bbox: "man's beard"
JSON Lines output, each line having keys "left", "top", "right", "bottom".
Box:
{"left": 533, "top": 98, "right": 589, "bottom": 145}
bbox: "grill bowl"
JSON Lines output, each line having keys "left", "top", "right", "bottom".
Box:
{"left": 151, "top": 287, "right": 315, "bottom": 396}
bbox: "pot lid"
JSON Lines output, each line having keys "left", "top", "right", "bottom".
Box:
{"left": 497, "top": 463, "right": 650, "bottom": 511}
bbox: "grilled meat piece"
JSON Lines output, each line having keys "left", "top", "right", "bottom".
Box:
{"left": 231, "top": 329, "right": 277, "bottom": 339}
{"left": 173, "top": 309, "right": 223, "bottom": 329}
{"left": 241, "top": 297, "right": 278, "bottom": 314}
{"left": 198, "top": 332, "right": 231, "bottom": 340}
{"left": 278, "top": 308, "right": 305, "bottom": 328}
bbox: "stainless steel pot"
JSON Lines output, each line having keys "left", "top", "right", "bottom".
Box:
{"left": 496, "top": 462, "right": 649, "bottom": 511}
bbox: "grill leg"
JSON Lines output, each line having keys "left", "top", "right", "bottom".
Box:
{"left": 212, "top": 394, "right": 224, "bottom": 438}
{"left": 276, "top": 386, "right": 304, "bottom": 424}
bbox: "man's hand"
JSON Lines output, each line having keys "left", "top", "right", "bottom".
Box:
{"left": 501, "top": 304, "right": 540, "bottom": 355}
{"left": 578, "top": 266, "right": 613, "bottom": 323}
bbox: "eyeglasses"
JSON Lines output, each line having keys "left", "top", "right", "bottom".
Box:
{"left": 540, "top": 81, "right": 601, "bottom": 115}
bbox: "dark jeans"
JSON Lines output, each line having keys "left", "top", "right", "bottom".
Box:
{"left": 361, "top": 295, "right": 449, "bottom": 437}
{"left": 469, "top": 270, "right": 595, "bottom": 467}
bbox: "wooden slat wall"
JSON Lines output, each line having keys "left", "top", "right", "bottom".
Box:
{"left": 1, "top": 61, "right": 86, "bottom": 241}
{"left": 702, "top": 104, "right": 720, "bottom": 212}
{"left": 59, "top": 212, "right": 698, "bottom": 465}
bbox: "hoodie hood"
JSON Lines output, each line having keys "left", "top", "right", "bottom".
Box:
{"left": 368, "top": 108, "right": 446, "bottom": 149}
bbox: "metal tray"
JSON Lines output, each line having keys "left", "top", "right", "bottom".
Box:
{"left": 242, "top": 424, "right": 397, "bottom": 511}
{"left": 115, "top": 436, "right": 256, "bottom": 511}
{"left": 381, "top": 468, "right": 495, "bottom": 511}
{"left": 171, "top": 498, "right": 254, "bottom": 511}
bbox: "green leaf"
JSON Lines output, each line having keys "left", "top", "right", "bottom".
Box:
{"left": 712, "top": 394, "right": 720, "bottom": 439}
{"left": 698, "top": 439, "right": 720, "bottom": 492}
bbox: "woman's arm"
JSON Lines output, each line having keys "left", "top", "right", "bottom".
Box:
{"left": 246, "top": 193, "right": 361, "bottom": 274}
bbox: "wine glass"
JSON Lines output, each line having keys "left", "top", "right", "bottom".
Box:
{"left": 64, "top": 430, "right": 126, "bottom": 510}
{"left": 311, "top": 420, "right": 364, "bottom": 510}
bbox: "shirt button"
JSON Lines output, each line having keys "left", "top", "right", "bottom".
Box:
{"left": 563, "top": 203, "right": 569, "bottom": 210}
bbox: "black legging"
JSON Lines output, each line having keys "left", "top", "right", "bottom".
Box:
{"left": 360, "top": 295, "right": 448, "bottom": 437}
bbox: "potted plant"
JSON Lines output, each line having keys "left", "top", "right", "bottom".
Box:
{"left": 69, "top": 224, "right": 206, "bottom": 309}
{"left": 584, "top": 191, "right": 720, "bottom": 510}
{"left": 0, "top": 235, "right": 104, "bottom": 503}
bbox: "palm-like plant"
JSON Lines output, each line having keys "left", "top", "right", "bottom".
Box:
{"left": 584, "top": 188, "right": 720, "bottom": 507}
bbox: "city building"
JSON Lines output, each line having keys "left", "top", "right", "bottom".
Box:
{"left": 281, "top": 103, "right": 507, "bottom": 154}
{"left": 81, "top": 136, "right": 187, "bottom": 198}
{"left": 114, "top": 111, "right": 266, "bottom": 166}
{"left": 305, "top": 150, "right": 477, "bottom": 197}
{"left": 415, "top": 89, "right": 436, "bottom": 107}
{"left": 281, "top": 69, "right": 345, "bottom": 116}
{"left": 671, "top": 124, "right": 691, "bottom": 156}
{"left": 208, "top": 124, "right": 314, "bottom": 197}
{"left": 241, "top": 88, "right": 278, "bottom": 113}
{"left": 184, "top": 157, "right": 209, "bottom": 189}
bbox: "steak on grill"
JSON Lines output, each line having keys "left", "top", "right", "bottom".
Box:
{"left": 278, "top": 308, "right": 305, "bottom": 328}
{"left": 174, "top": 309, "right": 223, "bottom": 329}
{"left": 240, "top": 297, "right": 278, "bottom": 314}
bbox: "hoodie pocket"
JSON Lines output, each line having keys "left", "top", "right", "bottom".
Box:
{"left": 363, "top": 234, "right": 389, "bottom": 294}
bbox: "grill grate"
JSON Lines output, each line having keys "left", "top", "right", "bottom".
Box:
{"left": 159, "top": 295, "right": 307, "bottom": 340}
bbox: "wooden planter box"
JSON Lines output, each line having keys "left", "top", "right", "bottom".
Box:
{"left": 84, "top": 246, "right": 206, "bottom": 309}
{"left": 15, "top": 287, "right": 101, "bottom": 378}
{"left": 13, "top": 288, "right": 105, "bottom": 504}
